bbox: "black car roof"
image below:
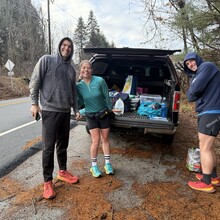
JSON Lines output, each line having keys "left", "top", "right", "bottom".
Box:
{"left": 83, "top": 48, "right": 181, "bottom": 56}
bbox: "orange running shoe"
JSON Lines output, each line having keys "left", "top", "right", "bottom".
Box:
{"left": 188, "top": 180, "right": 215, "bottom": 193}
{"left": 196, "top": 173, "right": 220, "bottom": 186}
{"left": 57, "top": 170, "right": 79, "bottom": 184}
{"left": 43, "top": 181, "right": 56, "bottom": 199}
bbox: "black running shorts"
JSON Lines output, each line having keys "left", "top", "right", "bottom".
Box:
{"left": 86, "top": 115, "right": 111, "bottom": 130}
{"left": 198, "top": 114, "right": 220, "bottom": 136}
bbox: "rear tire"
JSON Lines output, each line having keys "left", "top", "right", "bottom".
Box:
{"left": 163, "top": 134, "right": 174, "bottom": 145}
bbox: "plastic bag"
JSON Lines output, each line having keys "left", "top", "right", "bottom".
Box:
{"left": 186, "top": 147, "right": 201, "bottom": 172}
{"left": 137, "top": 102, "right": 161, "bottom": 118}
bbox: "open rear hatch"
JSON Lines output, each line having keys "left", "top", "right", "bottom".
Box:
{"left": 84, "top": 48, "right": 181, "bottom": 56}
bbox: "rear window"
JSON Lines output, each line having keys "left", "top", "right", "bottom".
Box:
{"left": 92, "top": 61, "right": 108, "bottom": 75}
{"left": 92, "top": 59, "right": 171, "bottom": 80}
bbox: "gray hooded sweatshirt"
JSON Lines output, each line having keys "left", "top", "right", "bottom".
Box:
{"left": 29, "top": 37, "right": 78, "bottom": 113}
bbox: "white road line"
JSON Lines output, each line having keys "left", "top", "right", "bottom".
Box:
{"left": 0, "top": 120, "right": 39, "bottom": 137}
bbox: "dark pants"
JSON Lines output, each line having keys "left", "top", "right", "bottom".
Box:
{"left": 42, "top": 110, "right": 70, "bottom": 182}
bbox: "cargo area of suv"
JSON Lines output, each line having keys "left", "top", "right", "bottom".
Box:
{"left": 78, "top": 48, "right": 181, "bottom": 144}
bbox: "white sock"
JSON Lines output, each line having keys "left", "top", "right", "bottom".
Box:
{"left": 105, "top": 155, "right": 110, "bottom": 164}
{"left": 91, "top": 158, "right": 97, "bottom": 167}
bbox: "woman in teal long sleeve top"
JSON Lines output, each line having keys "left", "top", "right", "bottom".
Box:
{"left": 77, "top": 73, "right": 112, "bottom": 114}
{"left": 77, "top": 60, "right": 114, "bottom": 178}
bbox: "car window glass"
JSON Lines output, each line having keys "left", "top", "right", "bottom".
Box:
{"left": 92, "top": 61, "right": 108, "bottom": 75}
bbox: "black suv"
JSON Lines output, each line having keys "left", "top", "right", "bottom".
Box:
{"left": 80, "top": 48, "right": 181, "bottom": 144}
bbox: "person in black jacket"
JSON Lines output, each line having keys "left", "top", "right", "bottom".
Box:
{"left": 184, "top": 52, "right": 220, "bottom": 193}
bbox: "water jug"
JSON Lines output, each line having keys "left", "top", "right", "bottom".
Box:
{"left": 114, "top": 98, "right": 124, "bottom": 115}
{"left": 161, "top": 97, "right": 167, "bottom": 118}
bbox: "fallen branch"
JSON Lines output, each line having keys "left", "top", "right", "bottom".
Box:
{"left": 0, "top": 194, "right": 16, "bottom": 202}
{"left": 111, "top": 206, "right": 114, "bottom": 220}
{"left": 32, "top": 198, "right": 37, "bottom": 215}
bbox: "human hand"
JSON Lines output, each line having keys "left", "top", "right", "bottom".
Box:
{"left": 75, "top": 112, "right": 82, "bottom": 121}
{"left": 31, "top": 105, "right": 41, "bottom": 120}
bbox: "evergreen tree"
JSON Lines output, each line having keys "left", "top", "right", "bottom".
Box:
{"left": 73, "top": 10, "right": 115, "bottom": 63}
{"left": 171, "top": 0, "right": 220, "bottom": 64}
{"left": 86, "top": 10, "right": 100, "bottom": 48}
{"left": 85, "top": 10, "right": 114, "bottom": 48}
{"left": 73, "top": 16, "right": 87, "bottom": 62}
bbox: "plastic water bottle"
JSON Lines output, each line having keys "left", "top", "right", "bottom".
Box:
{"left": 114, "top": 98, "right": 124, "bottom": 115}
{"left": 161, "top": 97, "right": 167, "bottom": 118}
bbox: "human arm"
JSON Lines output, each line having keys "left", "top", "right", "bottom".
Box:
{"left": 100, "top": 78, "right": 112, "bottom": 110}
{"left": 71, "top": 68, "right": 80, "bottom": 115}
{"left": 29, "top": 57, "right": 46, "bottom": 118}
{"left": 75, "top": 84, "right": 84, "bottom": 119}
{"left": 187, "top": 63, "right": 218, "bottom": 102}
{"left": 71, "top": 81, "right": 81, "bottom": 120}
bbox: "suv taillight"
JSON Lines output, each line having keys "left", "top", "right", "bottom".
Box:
{"left": 173, "top": 91, "right": 180, "bottom": 111}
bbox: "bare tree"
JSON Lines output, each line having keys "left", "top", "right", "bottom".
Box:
{"left": 0, "top": 0, "right": 46, "bottom": 77}
{"left": 131, "top": 0, "right": 220, "bottom": 57}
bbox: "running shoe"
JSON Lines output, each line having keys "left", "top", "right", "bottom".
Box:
{"left": 196, "top": 173, "right": 220, "bottom": 186}
{"left": 90, "top": 165, "right": 102, "bottom": 177}
{"left": 104, "top": 163, "right": 114, "bottom": 175}
{"left": 57, "top": 170, "right": 79, "bottom": 184}
{"left": 188, "top": 180, "right": 215, "bottom": 193}
{"left": 43, "top": 181, "right": 56, "bottom": 199}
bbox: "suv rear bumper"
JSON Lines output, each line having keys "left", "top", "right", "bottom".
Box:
{"left": 111, "top": 116, "right": 177, "bottom": 135}
{"left": 73, "top": 114, "right": 177, "bottom": 135}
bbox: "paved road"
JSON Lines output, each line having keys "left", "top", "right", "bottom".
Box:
{"left": 0, "top": 97, "right": 77, "bottom": 178}
{"left": 0, "top": 97, "right": 42, "bottom": 177}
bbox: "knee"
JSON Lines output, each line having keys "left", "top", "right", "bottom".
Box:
{"left": 200, "top": 146, "right": 212, "bottom": 153}
{"left": 101, "top": 137, "right": 109, "bottom": 144}
{"left": 91, "top": 138, "right": 100, "bottom": 146}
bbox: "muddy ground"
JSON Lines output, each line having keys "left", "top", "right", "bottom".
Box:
{"left": 1, "top": 107, "right": 220, "bottom": 220}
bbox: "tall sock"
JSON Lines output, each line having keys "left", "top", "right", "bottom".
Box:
{"left": 105, "top": 155, "right": 110, "bottom": 164}
{"left": 202, "top": 173, "right": 211, "bottom": 185}
{"left": 211, "top": 167, "right": 217, "bottom": 178}
{"left": 91, "top": 158, "right": 97, "bottom": 167}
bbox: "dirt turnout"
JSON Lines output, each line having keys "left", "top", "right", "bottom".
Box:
{"left": 1, "top": 109, "right": 220, "bottom": 219}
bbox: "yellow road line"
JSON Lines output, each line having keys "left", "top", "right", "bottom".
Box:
{"left": 0, "top": 99, "right": 30, "bottom": 107}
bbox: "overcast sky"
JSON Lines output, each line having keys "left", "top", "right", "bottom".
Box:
{"left": 33, "top": 0, "right": 182, "bottom": 51}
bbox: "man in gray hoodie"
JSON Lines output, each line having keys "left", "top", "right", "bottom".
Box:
{"left": 29, "top": 37, "right": 80, "bottom": 199}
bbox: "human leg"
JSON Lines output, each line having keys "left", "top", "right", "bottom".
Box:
{"left": 100, "top": 128, "right": 110, "bottom": 156}
{"left": 55, "top": 112, "right": 79, "bottom": 183}
{"left": 188, "top": 114, "right": 220, "bottom": 193}
{"left": 56, "top": 112, "right": 70, "bottom": 170}
{"left": 99, "top": 116, "right": 111, "bottom": 157}
{"left": 199, "top": 132, "right": 216, "bottom": 177}
{"left": 97, "top": 116, "right": 114, "bottom": 174}
{"left": 211, "top": 153, "right": 218, "bottom": 178}
{"left": 198, "top": 114, "right": 220, "bottom": 177}
{"left": 100, "top": 128, "right": 114, "bottom": 175}
{"left": 90, "top": 128, "right": 101, "bottom": 158}
{"left": 89, "top": 128, "right": 102, "bottom": 177}
{"left": 42, "top": 111, "right": 58, "bottom": 199}
{"left": 42, "top": 111, "right": 57, "bottom": 182}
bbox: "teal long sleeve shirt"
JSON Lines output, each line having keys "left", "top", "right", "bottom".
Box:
{"left": 77, "top": 76, "right": 112, "bottom": 114}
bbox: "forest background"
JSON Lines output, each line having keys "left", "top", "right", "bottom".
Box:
{"left": 0, "top": 0, "right": 219, "bottom": 91}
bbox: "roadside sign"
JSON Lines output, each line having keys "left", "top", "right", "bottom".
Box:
{"left": 5, "top": 59, "right": 15, "bottom": 71}
{"left": 4, "top": 59, "right": 15, "bottom": 90}
{"left": 8, "top": 71, "right": 14, "bottom": 76}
